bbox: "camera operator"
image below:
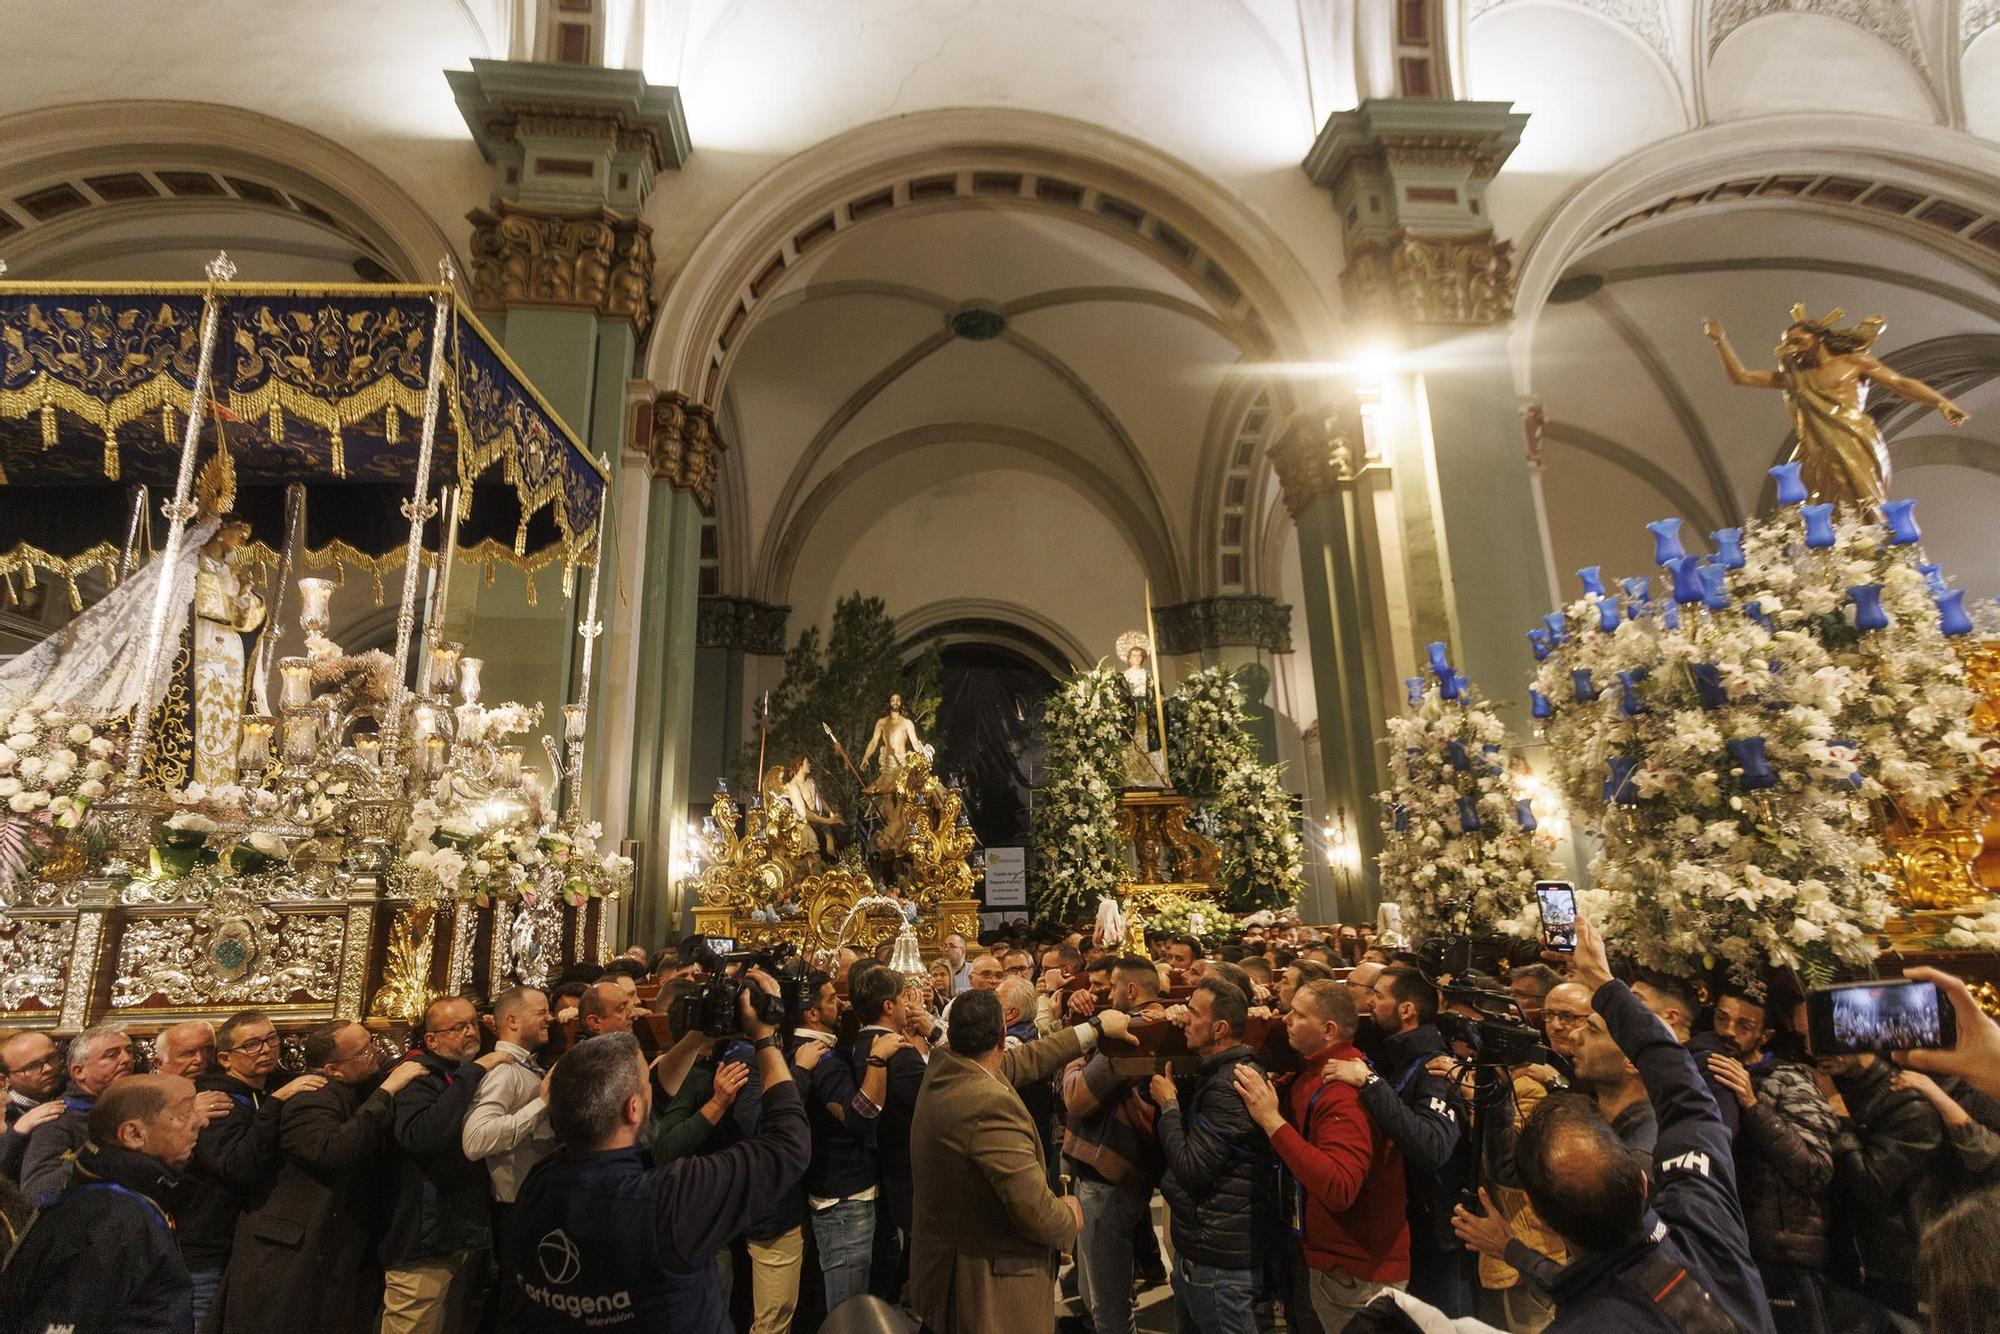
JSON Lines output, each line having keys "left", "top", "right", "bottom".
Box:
{"left": 1322, "top": 964, "right": 1474, "bottom": 1315}
{"left": 1512, "top": 914, "right": 1772, "bottom": 1334}
{"left": 500, "top": 969, "right": 808, "bottom": 1333}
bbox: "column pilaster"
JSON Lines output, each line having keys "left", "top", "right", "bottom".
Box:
{"left": 1152, "top": 595, "right": 1292, "bottom": 762}
{"left": 1270, "top": 409, "right": 1383, "bottom": 923}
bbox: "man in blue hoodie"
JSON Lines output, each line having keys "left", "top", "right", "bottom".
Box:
{"left": 1517, "top": 914, "right": 1775, "bottom": 1334}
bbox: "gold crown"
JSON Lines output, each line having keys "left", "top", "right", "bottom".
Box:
{"left": 193, "top": 431, "right": 236, "bottom": 519}
{"left": 1788, "top": 302, "right": 1885, "bottom": 349}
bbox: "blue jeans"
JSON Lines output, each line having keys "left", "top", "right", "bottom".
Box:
{"left": 1077, "top": 1179, "right": 1149, "bottom": 1334}
{"left": 811, "top": 1197, "right": 876, "bottom": 1315}
{"left": 1172, "top": 1257, "right": 1258, "bottom": 1334}
{"left": 188, "top": 1267, "right": 222, "bottom": 1328}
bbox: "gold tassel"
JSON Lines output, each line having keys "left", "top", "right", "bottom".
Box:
{"left": 269, "top": 402, "right": 283, "bottom": 444}
{"left": 562, "top": 561, "right": 575, "bottom": 598}
{"left": 331, "top": 425, "right": 345, "bottom": 478}
{"left": 40, "top": 403, "right": 55, "bottom": 450}
{"left": 514, "top": 518, "right": 528, "bottom": 556}
{"left": 483, "top": 558, "right": 496, "bottom": 587}
{"left": 386, "top": 404, "right": 399, "bottom": 444}
{"left": 63, "top": 575, "right": 83, "bottom": 613}
{"left": 371, "top": 563, "right": 386, "bottom": 604}
{"left": 162, "top": 402, "right": 175, "bottom": 444}
{"left": 103, "top": 423, "right": 119, "bottom": 481}
{"left": 523, "top": 571, "right": 538, "bottom": 607}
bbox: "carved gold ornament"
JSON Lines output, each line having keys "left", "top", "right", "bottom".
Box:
{"left": 370, "top": 896, "right": 441, "bottom": 1024}
{"left": 466, "top": 201, "right": 656, "bottom": 334}
{"left": 1342, "top": 231, "right": 1516, "bottom": 327}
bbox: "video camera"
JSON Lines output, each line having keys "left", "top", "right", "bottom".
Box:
{"left": 669, "top": 941, "right": 814, "bottom": 1039}
{"left": 1436, "top": 980, "right": 1549, "bottom": 1068}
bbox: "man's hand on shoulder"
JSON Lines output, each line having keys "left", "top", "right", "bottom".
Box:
{"left": 1322, "top": 1059, "right": 1371, "bottom": 1089}
{"left": 1093, "top": 1010, "right": 1131, "bottom": 1043}
{"left": 473, "top": 1050, "right": 512, "bottom": 1073}
{"left": 273, "top": 1074, "right": 328, "bottom": 1102}
{"left": 380, "top": 1061, "right": 425, "bottom": 1095}
{"left": 11, "top": 1100, "right": 63, "bottom": 1134}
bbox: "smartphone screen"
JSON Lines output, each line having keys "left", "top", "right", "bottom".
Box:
{"left": 703, "top": 935, "right": 737, "bottom": 957}
{"left": 1807, "top": 979, "right": 1956, "bottom": 1055}
{"left": 1535, "top": 881, "right": 1577, "bottom": 953}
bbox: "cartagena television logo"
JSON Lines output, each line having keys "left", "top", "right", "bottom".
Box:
{"left": 516, "top": 1229, "right": 636, "bottom": 1324}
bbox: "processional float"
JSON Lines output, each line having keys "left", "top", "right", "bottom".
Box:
{"left": 0, "top": 256, "right": 625, "bottom": 1035}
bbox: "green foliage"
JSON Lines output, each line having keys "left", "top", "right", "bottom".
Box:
{"left": 1167, "top": 667, "right": 1304, "bottom": 915}
{"left": 740, "top": 593, "right": 942, "bottom": 827}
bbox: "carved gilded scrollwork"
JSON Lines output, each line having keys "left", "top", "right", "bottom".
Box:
{"left": 1343, "top": 231, "right": 1516, "bottom": 328}
{"left": 465, "top": 200, "right": 656, "bottom": 333}
{"left": 370, "top": 900, "right": 440, "bottom": 1023}
{"left": 0, "top": 917, "right": 74, "bottom": 1012}
{"left": 1268, "top": 414, "right": 1363, "bottom": 519}
{"left": 646, "top": 391, "right": 727, "bottom": 515}
{"left": 111, "top": 890, "right": 344, "bottom": 1009}
{"left": 890, "top": 755, "right": 978, "bottom": 910}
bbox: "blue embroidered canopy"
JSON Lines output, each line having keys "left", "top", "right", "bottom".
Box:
{"left": 0, "top": 283, "right": 606, "bottom": 600}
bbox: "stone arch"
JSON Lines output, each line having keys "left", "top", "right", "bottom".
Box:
{"left": 1510, "top": 113, "right": 2000, "bottom": 397}
{"left": 893, "top": 598, "right": 1089, "bottom": 680}
{"left": 643, "top": 106, "right": 1333, "bottom": 407}
{"left": 0, "top": 100, "right": 457, "bottom": 281}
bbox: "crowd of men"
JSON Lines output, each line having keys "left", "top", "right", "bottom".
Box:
{"left": 2, "top": 916, "right": 2000, "bottom": 1334}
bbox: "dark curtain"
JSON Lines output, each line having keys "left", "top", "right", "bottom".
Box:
{"left": 920, "top": 644, "right": 1056, "bottom": 849}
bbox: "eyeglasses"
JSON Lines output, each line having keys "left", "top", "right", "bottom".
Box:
{"left": 430, "top": 1020, "right": 479, "bottom": 1038}
{"left": 1543, "top": 1011, "right": 1591, "bottom": 1029}
{"left": 4, "top": 1055, "right": 57, "bottom": 1076}
{"left": 222, "top": 1034, "right": 281, "bottom": 1055}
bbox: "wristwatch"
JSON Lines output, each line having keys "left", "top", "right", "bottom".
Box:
{"left": 1086, "top": 1015, "right": 1106, "bottom": 1036}
{"left": 866, "top": 1056, "right": 890, "bottom": 1068}
{"left": 1361, "top": 1072, "right": 1383, "bottom": 1090}
{"left": 751, "top": 1034, "right": 783, "bottom": 1053}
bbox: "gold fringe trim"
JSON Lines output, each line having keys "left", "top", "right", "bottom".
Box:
{"left": 0, "top": 541, "right": 121, "bottom": 611}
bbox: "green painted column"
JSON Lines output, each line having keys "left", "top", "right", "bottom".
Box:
{"left": 1271, "top": 414, "right": 1385, "bottom": 924}
{"left": 688, "top": 597, "right": 790, "bottom": 810}
{"left": 1152, "top": 595, "right": 1293, "bottom": 764}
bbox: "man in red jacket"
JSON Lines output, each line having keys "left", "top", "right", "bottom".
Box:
{"left": 1235, "top": 978, "right": 1410, "bottom": 1331}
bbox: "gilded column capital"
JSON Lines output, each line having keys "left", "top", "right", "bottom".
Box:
{"left": 1269, "top": 412, "right": 1363, "bottom": 518}
{"left": 696, "top": 596, "right": 790, "bottom": 655}
{"left": 643, "top": 389, "right": 726, "bottom": 514}
{"left": 1304, "top": 99, "right": 1528, "bottom": 329}
{"left": 1153, "top": 596, "right": 1293, "bottom": 655}
{"left": 466, "top": 199, "right": 656, "bottom": 333}
{"left": 1340, "top": 230, "right": 1516, "bottom": 327}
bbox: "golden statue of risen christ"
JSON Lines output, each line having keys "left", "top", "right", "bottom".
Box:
{"left": 1703, "top": 305, "right": 1967, "bottom": 510}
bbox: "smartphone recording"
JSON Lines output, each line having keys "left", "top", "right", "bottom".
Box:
{"left": 1806, "top": 979, "right": 1955, "bottom": 1056}
{"left": 1535, "top": 881, "right": 1577, "bottom": 954}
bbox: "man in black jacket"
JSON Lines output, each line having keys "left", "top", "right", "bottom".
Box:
{"left": 218, "top": 1020, "right": 425, "bottom": 1334}
{"left": 181, "top": 1008, "right": 327, "bottom": 1325}
{"left": 500, "top": 975, "right": 810, "bottom": 1333}
{"left": 849, "top": 961, "right": 927, "bottom": 1301}
{"left": 1149, "top": 976, "right": 1271, "bottom": 1334}
{"left": 1820, "top": 1044, "right": 1949, "bottom": 1323}
{"left": 0, "top": 1030, "right": 64, "bottom": 1181}
{"left": 1516, "top": 914, "right": 1775, "bottom": 1334}
{"left": 1324, "top": 964, "right": 1473, "bottom": 1315}
{"left": 17, "top": 1022, "right": 142, "bottom": 1204}
{"left": 790, "top": 971, "right": 897, "bottom": 1315}
{"left": 382, "top": 994, "right": 512, "bottom": 1334}
{"left": 0, "top": 1073, "right": 203, "bottom": 1334}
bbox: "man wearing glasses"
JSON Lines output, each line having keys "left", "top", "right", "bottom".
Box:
{"left": 18, "top": 1022, "right": 143, "bottom": 1204}
{"left": 217, "top": 1020, "right": 426, "bottom": 1334}
{"left": 0, "top": 1030, "right": 67, "bottom": 1179}
{"left": 183, "top": 1009, "right": 328, "bottom": 1325}
{"left": 382, "top": 994, "right": 514, "bottom": 1334}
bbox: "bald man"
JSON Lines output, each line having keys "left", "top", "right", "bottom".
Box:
{"left": 0, "top": 1073, "right": 204, "bottom": 1332}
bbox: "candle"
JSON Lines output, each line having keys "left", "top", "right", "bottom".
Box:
{"left": 1769, "top": 462, "right": 1808, "bottom": 506}
{"left": 1697, "top": 563, "right": 1730, "bottom": 611}
{"left": 1541, "top": 611, "right": 1567, "bottom": 646}
{"left": 423, "top": 735, "right": 447, "bottom": 778}
{"left": 563, "top": 702, "right": 588, "bottom": 744}
{"left": 297, "top": 577, "right": 335, "bottom": 635}
{"left": 238, "top": 715, "right": 274, "bottom": 774}
{"left": 1937, "top": 589, "right": 1974, "bottom": 636}
{"left": 1527, "top": 628, "right": 1552, "bottom": 662}
{"left": 428, "top": 643, "right": 460, "bottom": 696}
{"left": 1571, "top": 669, "right": 1599, "bottom": 703}
{"left": 1445, "top": 741, "right": 1470, "bottom": 771}
{"left": 1617, "top": 668, "right": 1649, "bottom": 716}
{"left": 1604, "top": 755, "right": 1641, "bottom": 805}
{"left": 1646, "top": 518, "right": 1686, "bottom": 566}
{"left": 1595, "top": 596, "right": 1621, "bottom": 633}
{"left": 282, "top": 710, "right": 318, "bottom": 765}
{"left": 354, "top": 733, "right": 381, "bottom": 766}
{"left": 498, "top": 745, "right": 524, "bottom": 787}
{"left": 1802, "top": 504, "right": 1837, "bottom": 549}
{"left": 279, "top": 657, "right": 312, "bottom": 710}
{"left": 457, "top": 657, "right": 483, "bottom": 705}
{"left": 1530, "top": 688, "right": 1553, "bottom": 720}
{"left": 1849, "top": 584, "right": 1889, "bottom": 633}
{"left": 1671, "top": 556, "right": 1707, "bottom": 606}
{"left": 1577, "top": 566, "right": 1605, "bottom": 598}
{"left": 1456, "top": 796, "right": 1482, "bottom": 833}
{"left": 1690, "top": 663, "right": 1727, "bottom": 711}
{"left": 1881, "top": 499, "right": 1921, "bottom": 546}
{"left": 1709, "top": 528, "right": 1745, "bottom": 570}
{"left": 1727, "top": 737, "right": 1777, "bottom": 791}
{"left": 1425, "top": 642, "right": 1452, "bottom": 678}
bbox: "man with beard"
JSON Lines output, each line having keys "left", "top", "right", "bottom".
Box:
{"left": 0, "top": 1030, "right": 66, "bottom": 1180}
{"left": 218, "top": 1021, "right": 425, "bottom": 1334}
{"left": 1344, "top": 961, "right": 1385, "bottom": 1063}
{"left": 1703, "top": 981, "right": 1837, "bottom": 1334}
{"left": 181, "top": 1009, "right": 328, "bottom": 1324}
{"left": 463, "top": 986, "right": 558, "bottom": 1334}
{"left": 1323, "top": 966, "right": 1471, "bottom": 1315}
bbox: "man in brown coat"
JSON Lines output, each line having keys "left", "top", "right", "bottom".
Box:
{"left": 909, "top": 988, "right": 1132, "bottom": 1334}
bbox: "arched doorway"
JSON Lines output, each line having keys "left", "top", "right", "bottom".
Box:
{"left": 921, "top": 640, "right": 1058, "bottom": 850}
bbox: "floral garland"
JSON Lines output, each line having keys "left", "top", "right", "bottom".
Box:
{"left": 1168, "top": 667, "right": 1304, "bottom": 914}
{"left": 1143, "top": 889, "right": 1236, "bottom": 943}
{"left": 1528, "top": 474, "right": 1985, "bottom": 981}
{"left": 400, "top": 799, "right": 631, "bottom": 909}
{"left": 1377, "top": 647, "right": 1552, "bottom": 941}
{"left": 1031, "top": 665, "right": 1131, "bottom": 921}
{"left": 0, "top": 705, "right": 118, "bottom": 898}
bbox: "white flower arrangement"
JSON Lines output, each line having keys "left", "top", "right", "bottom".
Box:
{"left": 0, "top": 706, "right": 120, "bottom": 898}
{"left": 1528, "top": 486, "right": 1982, "bottom": 982}
{"left": 399, "top": 799, "right": 629, "bottom": 908}
{"left": 1031, "top": 666, "right": 1132, "bottom": 921}
{"left": 1377, "top": 655, "right": 1554, "bottom": 941}
{"left": 1168, "top": 667, "right": 1304, "bottom": 914}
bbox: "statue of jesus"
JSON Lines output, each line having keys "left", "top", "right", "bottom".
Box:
{"left": 860, "top": 692, "right": 924, "bottom": 774}
{"left": 1704, "top": 306, "right": 1967, "bottom": 510}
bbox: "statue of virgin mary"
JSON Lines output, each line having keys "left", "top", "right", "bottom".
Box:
{"left": 1116, "top": 630, "right": 1167, "bottom": 788}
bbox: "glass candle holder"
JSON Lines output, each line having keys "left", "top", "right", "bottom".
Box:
{"left": 281, "top": 710, "right": 318, "bottom": 766}
{"left": 279, "top": 657, "right": 312, "bottom": 711}
{"left": 354, "top": 733, "right": 381, "bottom": 767}
{"left": 457, "top": 657, "right": 483, "bottom": 705}
{"left": 423, "top": 735, "right": 448, "bottom": 779}
{"left": 411, "top": 704, "right": 438, "bottom": 742}
{"left": 563, "top": 702, "right": 588, "bottom": 744}
{"left": 427, "top": 643, "right": 460, "bottom": 697}
{"left": 238, "top": 715, "right": 274, "bottom": 774}
{"left": 296, "top": 578, "right": 335, "bottom": 636}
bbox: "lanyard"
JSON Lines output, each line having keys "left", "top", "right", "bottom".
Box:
{"left": 72, "top": 1181, "right": 173, "bottom": 1236}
